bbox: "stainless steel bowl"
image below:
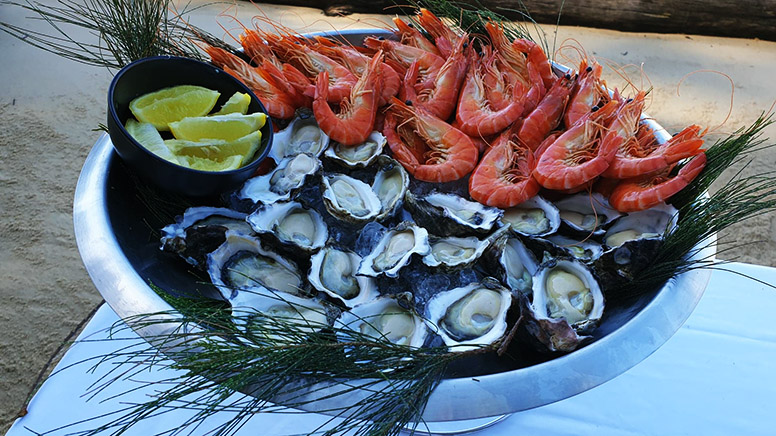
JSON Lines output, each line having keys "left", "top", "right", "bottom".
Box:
{"left": 74, "top": 29, "right": 713, "bottom": 422}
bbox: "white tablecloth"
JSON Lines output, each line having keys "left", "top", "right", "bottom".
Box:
{"left": 9, "top": 262, "right": 776, "bottom": 436}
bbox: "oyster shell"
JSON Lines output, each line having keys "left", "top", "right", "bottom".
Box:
{"left": 239, "top": 153, "right": 321, "bottom": 204}
{"left": 423, "top": 226, "right": 508, "bottom": 271}
{"left": 424, "top": 278, "right": 513, "bottom": 352}
{"left": 357, "top": 222, "right": 430, "bottom": 278}
{"left": 324, "top": 131, "right": 386, "bottom": 169}
{"left": 246, "top": 201, "right": 328, "bottom": 253}
{"left": 308, "top": 246, "right": 378, "bottom": 308}
{"left": 546, "top": 234, "right": 604, "bottom": 263}
{"left": 521, "top": 258, "right": 604, "bottom": 353}
{"left": 554, "top": 192, "right": 621, "bottom": 238}
{"left": 405, "top": 191, "right": 502, "bottom": 237}
{"left": 371, "top": 155, "right": 409, "bottom": 222}
{"left": 160, "top": 207, "right": 251, "bottom": 269}
{"left": 321, "top": 173, "right": 382, "bottom": 224}
{"left": 337, "top": 292, "right": 428, "bottom": 348}
{"left": 500, "top": 195, "right": 561, "bottom": 238}
{"left": 269, "top": 109, "right": 329, "bottom": 161}
{"left": 603, "top": 202, "right": 678, "bottom": 248}
{"left": 484, "top": 235, "right": 540, "bottom": 295}
{"left": 206, "top": 231, "right": 306, "bottom": 300}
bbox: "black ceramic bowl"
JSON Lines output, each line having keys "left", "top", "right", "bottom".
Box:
{"left": 107, "top": 55, "right": 273, "bottom": 197}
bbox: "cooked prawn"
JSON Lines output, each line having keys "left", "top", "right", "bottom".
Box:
{"left": 363, "top": 36, "right": 444, "bottom": 92}
{"left": 608, "top": 152, "right": 707, "bottom": 212}
{"left": 518, "top": 74, "right": 575, "bottom": 150}
{"left": 383, "top": 98, "right": 478, "bottom": 182}
{"left": 564, "top": 60, "right": 609, "bottom": 127}
{"left": 416, "top": 8, "right": 463, "bottom": 58}
{"left": 393, "top": 16, "right": 441, "bottom": 56}
{"left": 533, "top": 100, "right": 621, "bottom": 190}
{"left": 205, "top": 46, "right": 297, "bottom": 120}
{"left": 469, "top": 123, "right": 540, "bottom": 208}
{"left": 313, "top": 51, "right": 382, "bottom": 146}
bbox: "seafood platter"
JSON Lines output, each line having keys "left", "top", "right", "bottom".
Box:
{"left": 75, "top": 12, "right": 714, "bottom": 422}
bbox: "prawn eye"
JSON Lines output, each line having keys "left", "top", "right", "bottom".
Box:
{"left": 408, "top": 23, "right": 414, "bottom": 28}
{"left": 405, "top": 100, "right": 413, "bottom": 106}
{"left": 586, "top": 66, "right": 593, "bottom": 72}
{"left": 463, "top": 42, "right": 469, "bottom": 48}
{"left": 378, "top": 36, "right": 385, "bottom": 41}
{"left": 627, "top": 98, "right": 633, "bottom": 103}
{"left": 591, "top": 105, "right": 600, "bottom": 112}
{"left": 564, "top": 74, "right": 572, "bottom": 80}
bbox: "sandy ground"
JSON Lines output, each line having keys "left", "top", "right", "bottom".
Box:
{"left": 1, "top": 0, "right": 776, "bottom": 431}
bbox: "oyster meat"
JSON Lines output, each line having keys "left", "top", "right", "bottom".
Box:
{"left": 337, "top": 293, "right": 428, "bottom": 348}
{"left": 603, "top": 202, "right": 678, "bottom": 248}
{"left": 358, "top": 222, "right": 430, "bottom": 278}
{"left": 308, "top": 246, "right": 378, "bottom": 308}
{"left": 424, "top": 279, "right": 513, "bottom": 352}
{"left": 371, "top": 155, "right": 409, "bottom": 222}
{"left": 230, "top": 288, "right": 333, "bottom": 341}
{"left": 324, "top": 131, "right": 386, "bottom": 169}
{"left": 240, "top": 153, "right": 320, "bottom": 204}
{"left": 554, "top": 192, "right": 621, "bottom": 238}
{"left": 500, "top": 195, "right": 560, "bottom": 237}
{"left": 423, "top": 226, "right": 507, "bottom": 271}
{"left": 321, "top": 173, "right": 382, "bottom": 224}
{"left": 247, "top": 201, "right": 328, "bottom": 253}
{"left": 485, "top": 235, "right": 539, "bottom": 295}
{"left": 207, "top": 231, "right": 306, "bottom": 300}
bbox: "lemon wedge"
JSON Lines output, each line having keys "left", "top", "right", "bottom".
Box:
{"left": 165, "top": 130, "right": 262, "bottom": 167}
{"left": 213, "top": 92, "right": 252, "bottom": 115}
{"left": 124, "top": 118, "right": 179, "bottom": 163}
{"left": 168, "top": 112, "right": 266, "bottom": 142}
{"left": 177, "top": 155, "right": 244, "bottom": 172}
{"left": 129, "top": 85, "right": 220, "bottom": 131}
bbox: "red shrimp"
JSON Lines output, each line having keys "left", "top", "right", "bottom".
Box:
{"left": 311, "top": 36, "right": 400, "bottom": 107}
{"left": 266, "top": 33, "right": 357, "bottom": 103}
{"left": 608, "top": 152, "right": 707, "bottom": 212}
{"left": 518, "top": 74, "right": 575, "bottom": 150}
{"left": 469, "top": 123, "right": 541, "bottom": 208}
{"left": 313, "top": 51, "right": 382, "bottom": 146}
{"left": 564, "top": 60, "right": 609, "bottom": 127}
{"left": 512, "top": 38, "right": 557, "bottom": 90}
{"left": 205, "top": 46, "right": 297, "bottom": 120}
{"left": 393, "top": 16, "right": 441, "bottom": 56}
{"left": 383, "top": 98, "right": 479, "bottom": 182}
{"left": 455, "top": 50, "right": 524, "bottom": 137}
{"left": 533, "top": 101, "right": 622, "bottom": 190}
{"left": 401, "top": 36, "right": 469, "bottom": 121}
{"left": 416, "top": 8, "right": 462, "bottom": 58}
{"left": 363, "top": 36, "right": 444, "bottom": 92}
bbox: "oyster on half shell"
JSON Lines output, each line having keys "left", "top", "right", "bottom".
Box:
{"left": 357, "top": 221, "right": 430, "bottom": 278}
{"left": 321, "top": 173, "right": 382, "bottom": 224}
{"left": 554, "top": 192, "right": 621, "bottom": 238}
{"left": 239, "top": 153, "right": 320, "bottom": 204}
{"left": 500, "top": 195, "right": 561, "bottom": 238}
{"left": 371, "top": 155, "right": 409, "bottom": 222}
{"left": 406, "top": 191, "right": 502, "bottom": 237}
{"left": 308, "top": 246, "right": 378, "bottom": 308}
{"left": 324, "top": 131, "right": 386, "bottom": 169}
{"left": 269, "top": 109, "right": 329, "bottom": 161}
{"left": 246, "top": 201, "right": 328, "bottom": 253}
{"left": 424, "top": 278, "right": 513, "bottom": 352}
{"left": 337, "top": 292, "right": 428, "bottom": 348}
{"left": 206, "top": 231, "right": 306, "bottom": 300}
{"left": 423, "top": 226, "right": 508, "bottom": 272}
{"left": 484, "top": 235, "right": 540, "bottom": 295}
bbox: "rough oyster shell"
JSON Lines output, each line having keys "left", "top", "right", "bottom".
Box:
{"left": 423, "top": 226, "right": 508, "bottom": 272}
{"left": 206, "top": 231, "right": 307, "bottom": 300}
{"left": 603, "top": 202, "right": 678, "bottom": 248}
{"left": 500, "top": 195, "right": 561, "bottom": 238}
{"left": 424, "top": 278, "right": 513, "bottom": 352}
{"left": 246, "top": 201, "right": 328, "bottom": 253}
{"left": 546, "top": 234, "right": 604, "bottom": 263}
{"left": 160, "top": 207, "right": 251, "bottom": 269}
{"left": 357, "top": 221, "right": 430, "bottom": 278}
{"left": 308, "top": 246, "right": 378, "bottom": 308}
{"left": 484, "top": 235, "right": 540, "bottom": 295}
{"left": 405, "top": 191, "right": 502, "bottom": 237}
{"left": 269, "top": 109, "right": 329, "bottom": 161}
{"left": 321, "top": 173, "right": 382, "bottom": 224}
{"left": 371, "top": 155, "right": 409, "bottom": 222}
{"left": 239, "top": 153, "right": 321, "bottom": 204}
{"left": 324, "top": 131, "right": 386, "bottom": 169}
{"left": 336, "top": 292, "right": 428, "bottom": 348}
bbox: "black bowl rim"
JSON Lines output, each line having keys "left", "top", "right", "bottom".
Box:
{"left": 107, "top": 54, "right": 274, "bottom": 175}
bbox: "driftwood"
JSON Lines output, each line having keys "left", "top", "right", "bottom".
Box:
{"left": 256, "top": 1, "right": 776, "bottom": 41}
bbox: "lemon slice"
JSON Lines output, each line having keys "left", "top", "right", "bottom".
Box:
{"left": 166, "top": 130, "right": 262, "bottom": 166}
{"left": 129, "top": 85, "right": 220, "bottom": 131}
{"left": 177, "top": 155, "right": 244, "bottom": 172}
{"left": 169, "top": 113, "right": 267, "bottom": 141}
{"left": 213, "top": 92, "right": 252, "bottom": 115}
{"left": 124, "top": 118, "right": 178, "bottom": 163}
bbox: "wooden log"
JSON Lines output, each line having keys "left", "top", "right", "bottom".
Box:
{"left": 254, "top": 0, "right": 776, "bottom": 41}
